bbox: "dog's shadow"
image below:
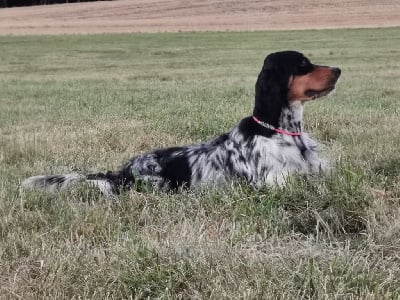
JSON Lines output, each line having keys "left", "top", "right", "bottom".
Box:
{"left": 373, "top": 157, "right": 400, "bottom": 179}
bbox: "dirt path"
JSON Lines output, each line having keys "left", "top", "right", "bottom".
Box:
{"left": 0, "top": 0, "right": 399, "bottom": 35}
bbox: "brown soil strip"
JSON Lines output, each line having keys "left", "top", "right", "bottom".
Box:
{"left": 0, "top": 0, "right": 399, "bottom": 35}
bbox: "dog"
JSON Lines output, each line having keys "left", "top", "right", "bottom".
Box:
{"left": 22, "top": 51, "right": 341, "bottom": 197}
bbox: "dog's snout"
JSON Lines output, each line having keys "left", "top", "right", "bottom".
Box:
{"left": 332, "top": 67, "right": 341, "bottom": 78}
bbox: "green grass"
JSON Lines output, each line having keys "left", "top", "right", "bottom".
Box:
{"left": 1, "top": 28, "right": 400, "bottom": 299}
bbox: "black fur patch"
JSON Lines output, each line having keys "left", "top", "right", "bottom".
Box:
{"left": 238, "top": 117, "right": 276, "bottom": 141}
{"left": 46, "top": 175, "right": 66, "bottom": 185}
{"left": 154, "top": 148, "right": 191, "bottom": 190}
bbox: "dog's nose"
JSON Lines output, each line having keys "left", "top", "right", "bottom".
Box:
{"left": 332, "top": 67, "right": 341, "bottom": 78}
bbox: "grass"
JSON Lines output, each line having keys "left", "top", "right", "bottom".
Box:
{"left": 0, "top": 28, "right": 400, "bottom": 298}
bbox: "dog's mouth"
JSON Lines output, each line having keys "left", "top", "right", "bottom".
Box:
{"left": 305, "top": 85, "right": 336, "bottom": 99}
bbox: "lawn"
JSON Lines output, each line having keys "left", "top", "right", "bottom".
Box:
{"left": 1, "top": 28, "right": 400, "bottom": 299}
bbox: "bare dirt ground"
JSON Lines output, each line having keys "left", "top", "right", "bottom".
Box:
{"left": 0, "top": 0, "right": 399, "bottom": 35}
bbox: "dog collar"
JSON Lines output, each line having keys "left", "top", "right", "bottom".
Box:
{"left": 252, "top": 116, "right": 302, "bottom": 136}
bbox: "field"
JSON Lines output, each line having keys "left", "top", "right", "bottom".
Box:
{"left": 0, "top": 0, "right": 400, "bottom": 35}
{"left": 1, "top": 28, "right": 400, "bottom": 298}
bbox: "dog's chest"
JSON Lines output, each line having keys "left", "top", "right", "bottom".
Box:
{"left": 234, "top": 133, "right": 320, "bottom": 185}
{"left": 189, "top": 128, "right": 323, "bottom": 187}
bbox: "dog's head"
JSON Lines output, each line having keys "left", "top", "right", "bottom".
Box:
{"left": 254, "top": 51, "right": 340, "bottom": 125}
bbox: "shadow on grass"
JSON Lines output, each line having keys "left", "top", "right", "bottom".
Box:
{"left": 373, "top": 157, "right": 400, "bottom": 180}
{"left": 230, "top": 167, "right": 370, "bottom": 238}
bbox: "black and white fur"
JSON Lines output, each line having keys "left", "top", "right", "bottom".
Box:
{"left": 22, "top": 51, "right": 340, "bottom": 197}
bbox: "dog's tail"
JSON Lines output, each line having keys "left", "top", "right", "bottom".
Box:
{"left": 21, "top": 170, "right": 133, "bottom": 198}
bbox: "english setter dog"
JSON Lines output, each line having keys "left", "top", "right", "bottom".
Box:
{"left": 23, "top": 51, "right": 341, "bottom": 197}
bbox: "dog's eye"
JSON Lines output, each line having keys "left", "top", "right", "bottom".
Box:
{"left": 300, "top": 59, "right": 308, "bottom": 67}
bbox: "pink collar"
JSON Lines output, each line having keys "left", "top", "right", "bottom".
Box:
{"left": 252, "top": 116, "right": 302, "bottom": 136}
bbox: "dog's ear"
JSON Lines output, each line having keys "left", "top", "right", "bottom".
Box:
{"left": 253, "top": 57, "right": 289, "bottom": 127}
